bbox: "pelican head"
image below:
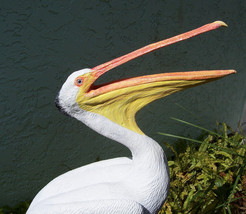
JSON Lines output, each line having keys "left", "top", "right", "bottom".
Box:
{"left": 55, "top": 69, "right": 91, "bottom": 116}
{"left": 56, "top": 21, "right": 235, "bottom": 135}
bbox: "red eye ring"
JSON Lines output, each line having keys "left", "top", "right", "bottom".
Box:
{"left": 75, "top": 77, "right": 83, "bottom": 87}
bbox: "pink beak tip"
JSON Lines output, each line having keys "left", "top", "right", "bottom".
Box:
{"left": 213, "top": 20, "right": 228, "bottom": 28}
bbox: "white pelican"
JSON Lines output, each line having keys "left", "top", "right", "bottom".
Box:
{"left": 27, "top": 21, "right": 235, "bottom": 214}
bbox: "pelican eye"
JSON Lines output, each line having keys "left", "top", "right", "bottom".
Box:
{"left": 75, "top": 77, "right": 83, "bottom": 86}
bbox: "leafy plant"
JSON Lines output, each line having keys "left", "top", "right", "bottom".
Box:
{"left": 1, "top": 121, "right": 245, "bottom": 214}
{"left": 159, "top": 119, "right": 246, "bottom": 214}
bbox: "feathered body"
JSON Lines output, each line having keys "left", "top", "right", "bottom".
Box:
{"left": 27, "top": 21, "right": 235, "bottom": 213}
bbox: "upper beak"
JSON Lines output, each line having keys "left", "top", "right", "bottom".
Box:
{"left": 77, "top": 21, "right": 235, "bottom": 134}
{"left": 85, "top": 21, "right": 235, "bottom": 98}
{"left": 90, "top": 21, "right": 234, "bottom": 80}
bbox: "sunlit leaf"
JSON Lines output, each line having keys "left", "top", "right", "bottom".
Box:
{"left": 159, "top": 121, "right": 246, "bottom": 214}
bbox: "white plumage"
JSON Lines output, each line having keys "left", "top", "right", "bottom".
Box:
{"left": 27, "top": 69, "right": 169, "bottom": 214}
{"left": 27, "top": 21, "right": 235, "bottom": 214}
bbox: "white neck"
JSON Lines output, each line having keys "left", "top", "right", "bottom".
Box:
{"left": 72, "top": 107, "right": 170, "bottom": 212}
{"left": 74, "top": 109, "right": 162, "bottom": 161}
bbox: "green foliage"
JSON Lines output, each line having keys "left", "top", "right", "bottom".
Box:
{"left": 159, "top": 121, "right": 246, "bottom": 214}
{"left": 1, "top": 121, "right": 245, "bottom": 214}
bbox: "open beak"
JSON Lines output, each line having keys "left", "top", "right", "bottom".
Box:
{"left": 85, "top": 21, "right": 235, "bottom": 98}
{"left": 77, "top": 21, "right": 236, "bottom": 134}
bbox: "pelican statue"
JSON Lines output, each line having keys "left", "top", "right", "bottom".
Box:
{"left": 27, "top": 21, "right": 235, "bottom": 214}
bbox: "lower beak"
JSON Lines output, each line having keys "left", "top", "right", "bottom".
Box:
{"left": 87, "top": 21, "right": 235, "bottom": 98}
{"left": 77, "top": 21, "right": 235, "bottom": 135}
